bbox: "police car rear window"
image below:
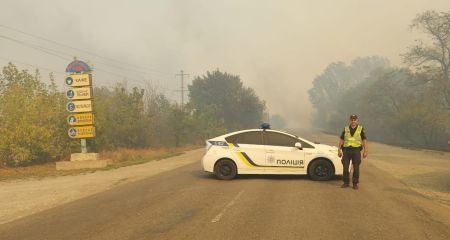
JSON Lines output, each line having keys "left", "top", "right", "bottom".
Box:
{"left": 225, "top": 131, "right": 263, "bottom": 145}
{"left": 264, "top": 132, "right": 297, "bottom": 147}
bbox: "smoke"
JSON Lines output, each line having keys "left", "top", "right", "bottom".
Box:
{"left": 0, "top": 0, "right": 448, "bottom": 128}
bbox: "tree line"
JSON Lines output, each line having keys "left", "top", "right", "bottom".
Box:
{"left": 0, "top": 67, "right": 266, "bottom": 167}
{"left": 309, "top": 10, "right": 450, "bottom": 150}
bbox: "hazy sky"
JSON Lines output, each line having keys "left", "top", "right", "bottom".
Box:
{"left": 0, "top": 0, "right": 449, "bottom": 127}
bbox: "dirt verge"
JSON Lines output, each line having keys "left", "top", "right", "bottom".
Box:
{"left": 0, "top": 148, "right": 205, "bottom": 224}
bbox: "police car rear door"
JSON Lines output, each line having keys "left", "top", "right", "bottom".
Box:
{"left": 263, "top": 131, "right": 306, "bottom": 173}
{"left": 225, "top": 130, "right": 266, "bottom": 172}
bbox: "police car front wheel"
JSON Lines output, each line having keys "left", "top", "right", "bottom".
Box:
{"left": 308, "top": 159, "right": 334, "bottom": 181}
{"left": 214, "top": 159, "right": 237, "bottom": 180}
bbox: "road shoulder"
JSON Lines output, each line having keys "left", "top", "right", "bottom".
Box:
{"left": 0, "top": 148, "right": 205, "bottom": 225}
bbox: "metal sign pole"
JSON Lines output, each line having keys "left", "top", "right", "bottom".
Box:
{"left": 81, "top": 139, "right": 87, "bottom": 153}
{"left": 66, "top": 60, "right": 94, "bottom": 155}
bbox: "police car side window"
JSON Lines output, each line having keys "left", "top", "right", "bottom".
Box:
{"left": 225, "top": 131, "right": 263, "bottom": 145}
{"left": 297, "top": 140, "right": 314, "bottom": 148}
{"left": 264, "top": 132, "right": 298, "bottom": 147}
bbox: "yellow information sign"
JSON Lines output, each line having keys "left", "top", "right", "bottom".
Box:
{"left": 66, "top": 100, "right": 93, "bottom": 113}
{"left": 68, "top": 126, "right": 96, "bottom": 138}
{"left": 67, "top": 113, "right": 94, "bottom": 126}
{"left": 65, "top": 74, "right": 92, "bottom": 87}
{"left": 66, "top": 87, "right": 92, "bottom": 100}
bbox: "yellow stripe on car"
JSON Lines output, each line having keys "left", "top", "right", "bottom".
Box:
{"left": 236, "top": 152, "right": 254, "bottom": 167}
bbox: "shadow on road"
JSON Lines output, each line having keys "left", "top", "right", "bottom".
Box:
{"left": 401, "top": 171, "right": 450, "bottom": 193}
{"left": 383, "top": 186, "right": 425, "bottom": 198}
{"left": 192, "top": 170, "right": 342, "bottom": 182}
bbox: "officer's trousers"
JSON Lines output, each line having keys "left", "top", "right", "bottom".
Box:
{"left": 342, "top": 148, "right": 361, "bottom": 184}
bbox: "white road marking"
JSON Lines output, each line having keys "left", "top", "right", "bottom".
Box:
{"left": 211, "top": 190, "right": 244, "bottom": 223}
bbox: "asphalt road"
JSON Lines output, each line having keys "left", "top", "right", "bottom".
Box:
{"left": 1, "top": 154, "right": 450, "bottom": 239}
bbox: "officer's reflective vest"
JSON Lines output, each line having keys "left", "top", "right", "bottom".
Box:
{"left": 343, "top": 125, "right": 363, "bottom": 147}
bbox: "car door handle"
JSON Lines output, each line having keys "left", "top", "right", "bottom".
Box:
{"left": 266, "top": 150, "right": 275, "bottom": 153}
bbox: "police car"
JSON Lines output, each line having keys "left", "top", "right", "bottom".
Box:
{"left": 202, "top": 125, "right": 342, "bottom": 180}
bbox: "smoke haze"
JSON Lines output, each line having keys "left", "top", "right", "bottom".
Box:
{"left": 0, "top": 0, "right": 449, "bottom": 127}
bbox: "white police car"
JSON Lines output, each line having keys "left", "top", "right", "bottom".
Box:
{"left": 202, "top": 126, "right": 342, "bottom": 180}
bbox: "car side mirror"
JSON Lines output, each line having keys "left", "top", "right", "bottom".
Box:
{"left": 295, "top": 142, "right": 303, "bottom": 150}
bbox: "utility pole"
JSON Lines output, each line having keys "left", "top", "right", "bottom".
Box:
{"left": 175, "top": 70, "right": 189, "bottom": 108}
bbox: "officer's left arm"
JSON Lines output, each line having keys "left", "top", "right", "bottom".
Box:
{"left": 362, "top": 128, "right": 368, "bottom": 158}
{"left": 362, "top": 139, "right": 368, "bottom": 158}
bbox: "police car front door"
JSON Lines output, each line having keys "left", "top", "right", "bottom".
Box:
{"left": 263, "top": 131, "right": 305, "bottom": 172}
{"left": 226, "top": 131, "right": 266, "bottom": 172}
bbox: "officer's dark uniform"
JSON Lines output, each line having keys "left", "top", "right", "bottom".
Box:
{"left": 340, "top": 125, "right": 366, "bottom": 186}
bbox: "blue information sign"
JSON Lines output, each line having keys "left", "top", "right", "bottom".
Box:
{"left": 67, "top": 102, "right": 75, "bottom": 112}
{"left": 66, "top": 90, "right": 75, "bottom": 99}
{"left": 68, "top": 115, "right": 76, "bottom": 124}
{"left": 65, "top": 77, "right": 73, "bottom": 85}
{"left": 68, "top": 128, "right": 77, "bottom": 137}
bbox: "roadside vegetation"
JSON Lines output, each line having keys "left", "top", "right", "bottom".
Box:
{"left": 0, "top": 145, "right": 197, "bottom": 181}
{"left": 309, "top": 10, "right": 450, "bottom": 150}
{"left": 0, "top": 66, "right": 266, "bottom": 168}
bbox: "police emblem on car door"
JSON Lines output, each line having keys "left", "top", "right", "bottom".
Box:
{"left": 263, "top": 131, "right": 305, "bottom": 171}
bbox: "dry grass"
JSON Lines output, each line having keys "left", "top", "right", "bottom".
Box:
{"left": 0, "top": 145, "right": 200, "bottom": 181}
{"left": 0, "top": 163, "right": 57, "bottom": 181}
{"left": 100, "top": 145, "right": 199, "bottom": 169}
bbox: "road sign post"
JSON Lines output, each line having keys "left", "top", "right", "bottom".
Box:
{"left": 81, "top": 139, "right": 87, "bottom": 153}
{"left": 65, "top": 74, "right": 92, "bottom": 87}
{"left": 57, "top": 58, "right": 108, "bottom": 170}
{"left": 67, "top": 113, "right": 94, "bottom": 126}
{"left": 66, "top": 100, "right": 93, "bottom": 113}
{"left": 64, "top": 59, "right": 96, "bottom": 153}
{"left": 66, "top": 87, "right": 93, "bottom": 100}
{"left": 68, "top": 126, "right": 96, "bottom": 138}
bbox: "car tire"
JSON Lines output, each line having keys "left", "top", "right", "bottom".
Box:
{"left": 214, "top": 159, "right": 237, "bottom": 180}
{"left": 308, "top": 159, "right": 334, "bottom": 181}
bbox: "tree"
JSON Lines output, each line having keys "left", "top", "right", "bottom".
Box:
{"left": 188, "top": 69, "right": 266, "bottom": 131}
{"left": 93, "top": 84, "right": 148, "bottom": 150}
{"left": 166, "top": 104, "right": 187, "bottom": 147}
{"left": 335, "top": 66, "right": 449, "bottom": 149}
{"left": 192, "top": 104, "right": 227, "bottom": 140}
{"left": 308, "top": 56, "right": 390, "bottom": 130}
{"left": 142, "top": 81, "right": 173, "bottom": 147}
{"left": 270, "top": 114, "right": 287, "bottom": 129}
{"left": 0, "top": 63, "right": 69, "bottom": 166}
{"left": 403, "top": 10, "right": 450, "bottom": 109}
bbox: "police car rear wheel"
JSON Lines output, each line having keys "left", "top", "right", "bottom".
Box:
{"left": 214, "top": 159, "right": 237, "bottom": 180}
{"left": 309, "top": 159, "right": 334, "bottom": 181}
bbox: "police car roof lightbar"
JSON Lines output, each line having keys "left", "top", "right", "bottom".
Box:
{"left": 260, "top": 123, "right": 271, "bottom": 130}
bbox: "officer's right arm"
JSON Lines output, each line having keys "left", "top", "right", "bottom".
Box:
{"left": 338, "top": 130, "right": 345, "bottom": 157}
{"left": 338, "top": 139, "right": 344, "bottom": 157}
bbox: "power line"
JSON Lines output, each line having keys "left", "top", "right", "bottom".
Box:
{"left": 84, "top": 55, "right": 168, "bottom": 78}
{"left": 0, "top": 58, "right": 150, "bottom": 89}
{"left": 0, "top": 30, "right": 180, "bottom": 93}
{"left": 0, "top": 24, "right": 172, "bottom": 76}
{"left": 0, "top": 34, "right": 71, "bottom": 61}
{"left": 0, "top": 34, "right": 151, "bottom": 78}
{"left": 0, "top": 35, "right": 155, "bottom": 85}
{"left": 0, "top": 56, "right": 64, "bottom": 74}
{"left": 0, "top": 33, "right": 174, "bottom": 83}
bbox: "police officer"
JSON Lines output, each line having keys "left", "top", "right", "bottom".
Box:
{"left": 338, "top": 114, "right": 368, "bottom": 190}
